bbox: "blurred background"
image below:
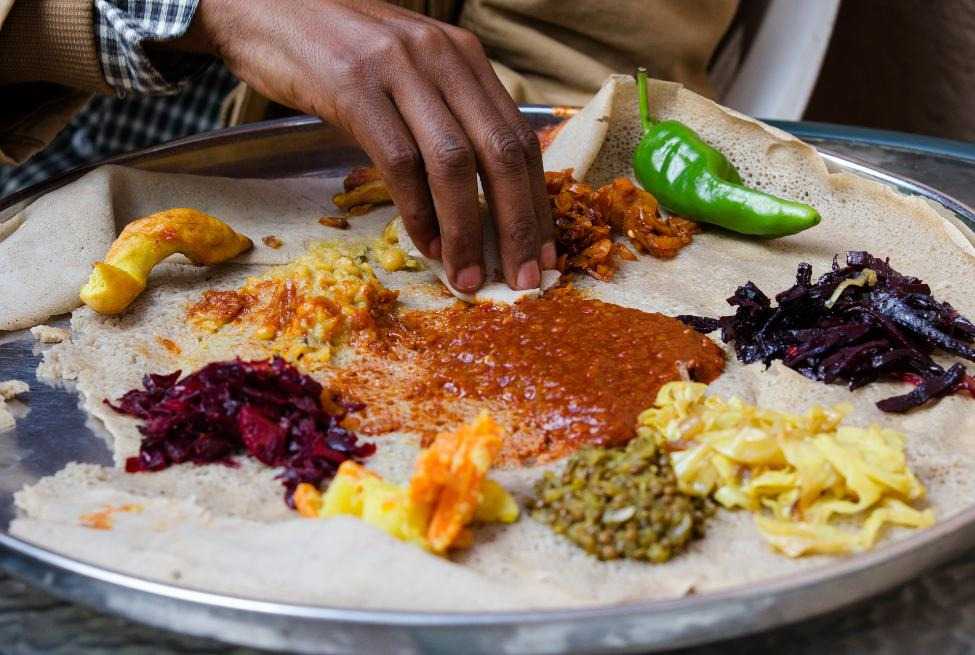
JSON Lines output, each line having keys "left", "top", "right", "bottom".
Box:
{"left": 715, "top": 0, "right": 975, "bottom": 142}
{"left": 804, "top": 0, "right": 974, "bottom": 141}
{"left": 2, "top": 0, "right": 973, "bottom": 201}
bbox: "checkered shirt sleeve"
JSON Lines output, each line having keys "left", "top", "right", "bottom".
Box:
{"left": 95, "top": 0, "right": 210, "bottom": 96}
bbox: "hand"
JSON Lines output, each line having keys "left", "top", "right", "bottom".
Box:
{"left": 173, "top": 0, "right": 556, "bottom": 292}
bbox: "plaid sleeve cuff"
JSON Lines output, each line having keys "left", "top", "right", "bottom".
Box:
{"left": 95, "top": 0, "right": 212, "bottom": 96}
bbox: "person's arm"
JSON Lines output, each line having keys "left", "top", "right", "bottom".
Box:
{"left": 0, "top": 0, "right": 225, "bottom": 96}
{"left": 1, "top": 0, "right": 554, "bottom": 291}
{"left": 166, "top": 0, "right": 556, "bottom": 292}
{"left": 0, "top": 0, "right": 110, "bottom": 167}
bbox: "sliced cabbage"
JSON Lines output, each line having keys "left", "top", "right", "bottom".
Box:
{"left": 639, "top": 382, "right": 934, "bottom": 557}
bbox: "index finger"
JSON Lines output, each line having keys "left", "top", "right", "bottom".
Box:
{"left": 443, "top": 27, "right": 556, "bottom": 271}
{"left": 432, "top": 54, "right": 543, "bottom": 289}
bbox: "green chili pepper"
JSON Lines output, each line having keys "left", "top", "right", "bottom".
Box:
{"left": 632, "top": 68, "right": 821, "bottom": 237}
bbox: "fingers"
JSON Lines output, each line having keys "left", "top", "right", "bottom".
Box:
{"left": 334, "top": 90, "right": 440, "bottom": 259}
{"left": 443, "top": 70, "right": 542, "bottom": 289}
{"left": 374, "top": 17, "right": 547, "bottom": 290}
{"left": 388, "top": 81, "right": 484, "bottom": 293}
{"left": 324, "top": 8, "right": 551, "bottom": 291}
{"left": 396, "top": 29, "right": 542, "bottom": 289}
{"left": 443, "top": 26, "right": 557, "bottom": 272}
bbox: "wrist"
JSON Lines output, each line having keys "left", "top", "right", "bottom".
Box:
{"left": 163, "top": 0, "right": 231, "bottom": 56}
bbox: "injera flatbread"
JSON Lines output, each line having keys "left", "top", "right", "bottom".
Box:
{"left": 10, "top": 76, "right": 975, "bottom": 611}
{"left": 395, "top": 215, "right": 561, "bottom": 303}
{"left": 0, "top": 166, "right": 380, "bottom": 331}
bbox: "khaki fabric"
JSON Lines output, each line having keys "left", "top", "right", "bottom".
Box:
{"left": 0, "top": 83, "right": 93, "bottom": 165}
{"left": 460, "top": 0, "right": 738, "bottom": 105}
{"left": 0, "top": 0, "right": 110, "bottom": 166}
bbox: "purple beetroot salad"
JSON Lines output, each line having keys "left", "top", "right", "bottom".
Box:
{"left": 108, "top": 356, "right": 375, "bottom": 505}
{"left": 679, "top": 252, "right": 975, "bottom": 413}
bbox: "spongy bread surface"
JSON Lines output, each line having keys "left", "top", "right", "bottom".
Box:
{"left": 11, "top": 76, "right": 975, "bottom": 611}
{"left": 0, "top": 167, "right": 395, "bottom": 331}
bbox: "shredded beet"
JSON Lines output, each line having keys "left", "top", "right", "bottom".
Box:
{"left": 679, "top": 252, "right": 975, "bottom": 412}
{"left": 108, "top": 357, "right": 375, "bottom": 505}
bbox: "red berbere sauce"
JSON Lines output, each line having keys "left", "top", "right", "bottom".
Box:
{"left": 108, "top": 356, "right": 374, "bottom": 506}
{"left": 336, "top": 287, "right": 725, "bottom": 464}
{"left": 406, "top": 287, "right": 725, "bottom": 457}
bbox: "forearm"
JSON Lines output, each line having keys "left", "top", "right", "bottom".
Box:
{"left": 0, "top": 0, "right": 111, "bottom": 93}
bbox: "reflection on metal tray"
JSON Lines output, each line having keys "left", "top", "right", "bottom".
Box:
{"left": 1, "top": 109, "right": 974, "bottom": 655}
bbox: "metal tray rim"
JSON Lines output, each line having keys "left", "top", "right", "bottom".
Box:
{"left": 3, "top": 495, "right": 975, "bottom": 626}
{"left": 2, "top": 111, "right": 974, "bottom": 651}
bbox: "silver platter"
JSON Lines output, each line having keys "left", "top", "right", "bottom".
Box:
{"left": 2, "top": 110, "right": 974, "bottom": 655}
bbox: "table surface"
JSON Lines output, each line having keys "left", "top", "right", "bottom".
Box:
{"left": 2, "top": 127, "right": 975, "bottom": 655}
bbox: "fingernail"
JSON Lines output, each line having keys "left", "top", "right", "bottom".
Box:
{"left": 455, "top": 265, "right": 483, "bottom": 292}
{"left": 516, "top": 260, "right": 541, "bottom": 290}
{"left": 540, "top": 241, "right": 557, "bottom": 269}
{"left": 428, "top": 236, "right": 442, "bottom": 259}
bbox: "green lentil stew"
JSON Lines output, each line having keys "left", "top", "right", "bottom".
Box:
{"left": 531, "top": 433, "right": 713, "bottom": 562}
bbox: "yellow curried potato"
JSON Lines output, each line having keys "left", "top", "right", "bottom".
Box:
{"left": 639, "top": 382, "right": 934, "bottom": 557}
{"left": 370, "top": 219, "right": 423, "bottom": 273}
{"left": 80, "top": 208, "right": 252, "bottom": 314}
{"left": 319, "top": 461, "right": 429, "bottom": 548}
{"left": 295, "top": 412, "right": 518, "bottom": 554}
{"left": 475, "top": 478, "right": 520, "bottom": 523}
